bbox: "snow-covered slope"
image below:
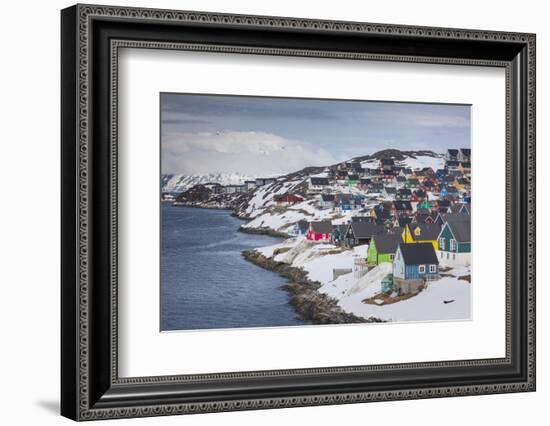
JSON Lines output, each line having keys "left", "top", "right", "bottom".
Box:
{"left": 254, "top": 238, "right": 471, "bottom": 323}
{"left": 360, "top": 151, "right": 445, "bottom": 171}
{"left": 397, "top": 155, "right": 445, "bottom": 171}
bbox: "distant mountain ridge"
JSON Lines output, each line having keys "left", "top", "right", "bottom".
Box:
{"left": 162, "top": 172, "right": 255, "bottom": 193}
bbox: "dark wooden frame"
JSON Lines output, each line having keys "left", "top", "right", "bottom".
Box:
{"left": 61, "top": 4, "right": 536, "bottom": 421}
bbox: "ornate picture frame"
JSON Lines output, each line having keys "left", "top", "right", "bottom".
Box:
{"left": 61, "top": 4, "right": 536, "bottom": 421}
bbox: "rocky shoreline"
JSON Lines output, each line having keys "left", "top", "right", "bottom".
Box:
{"left": 238, "top": 225, "right": 290, "bottom": 239}
{"left": 172, "top": 201, "right": 232, "bottom": 210}
{"left": 242, "top": 250, "right": 384, "bottom": 325}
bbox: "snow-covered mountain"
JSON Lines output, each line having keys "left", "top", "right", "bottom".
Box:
{"left": 162, "top": 172, "right": 255, "bottom": 193}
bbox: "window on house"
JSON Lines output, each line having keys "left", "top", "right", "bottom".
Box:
{"left": 418, "top": 265, "right": 426, "bottom": 273}
{"left": 429, "top": 264, "right": 436, "bottom": 273}
{"left": 439, "top": 237, "right": 445, "bottom": 249}
{"left": 389, "top": 254, "right": 394, "bottom": 260}
{"left": 450, "top": 239, "right": 457, "bottom": 251}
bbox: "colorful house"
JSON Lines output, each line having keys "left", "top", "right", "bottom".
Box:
{"left": 273, "top": 193, "right": 304, "bottom": 206}
{"left": 406, "top": 178, "right": 420, "bottom": 189}
{"left": 330, "top": 223, "right": 349, "bottom": 245}
{"left": 417, "top": 199, "right": 431, "bottom": 210}
{"left": 393, "top": 200, "right": 413, "bottom": 216}
{"left": 382, "top": 186, "right": 397, "bottom": 199}
{"left": 437, "top": 216, "right": 471, "bottom": 265}
{"left": 345, "top": 174, "right": 359, "bottom": 186}
{"left": 458, "top": 148, "right": 471, "bottom": 162}
{"left": 380, "top": 158, "right": 395, "bottom": 172}
{"left": 435, "top": 168, "right": 447, "bottom": 179}
{"left": 337, "top": 194, "right": 362, "bottom": 211}
{"left": 446, "top": 149, "right": 459, "bottom": 162}
{"left": 367, "top": 234, "right": 402, "bottom": 266}
{"left": 308, "top": 177, "right": 330, "bottom": 193}
{"left": 306, "top": 221, "right": 332, "bottom": 242}
{"left": 403, "top": 223, "right": 441, "bottom": 250}
{"left": 392, "top": 243, "right": 440, "bottom": 294}
{"left": 318, "top": 193, "right": 335, "bottom": 209}
{"left": 396, "top": 188, "right": 412, "bottom": 200}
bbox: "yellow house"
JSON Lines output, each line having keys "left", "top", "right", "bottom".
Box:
{"left": 453, "top": 178, "right": 465, "bottom": 190}
{"left": 403, "top": 223, "right": 440, "bottom": 251}
{"left": 454, "top": 177, "right": 470, "bottom": 191}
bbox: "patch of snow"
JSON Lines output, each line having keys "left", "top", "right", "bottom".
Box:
{"left": 339, "top": 276, "right": 471, "bottom": 322}
{"left": 352, "top": 244, "right": 369, "bottom": 257}
{"left": 398, "top": 155, "right": 445, "bottom": 171}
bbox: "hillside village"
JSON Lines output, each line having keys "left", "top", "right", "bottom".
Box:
{"left": 162, "top": 148, "right": 472, "bottom": 322}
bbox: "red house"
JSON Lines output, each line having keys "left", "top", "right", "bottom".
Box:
{"left": 273, "top": 193, "right": 304, "bottom": 206}
{"left": 306, "top": 221, "right": 332, "bottom": 242}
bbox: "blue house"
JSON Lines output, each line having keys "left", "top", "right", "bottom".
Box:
{"left": 435, "top": 168, "right": 447, "bottom": 179}
{"left": 392, "top": 243, "right": 440, "bottom": 294}
{"left": 337, "top": 194, "right": 363, "bottom": 211}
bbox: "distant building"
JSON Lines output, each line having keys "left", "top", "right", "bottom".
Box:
{"left": 244, "top": 180, "right": 257, "bottom": 191}
{"left": 446, "top": 149, "right": 459, "bottom": 162}
{"left": 273, "top": 193, "right": 304, "bottom": 206}
{"left": 223, "top": 184, "right": 247, "bottom": 194}
{"left": 458, "top": 148, "right": 471, "bottom": 162}
{"left": 319, "top": 193, "right": 335, "bottom": 209}
{"left": 309, "top": 177, "right": 330, "bottom": 193}
{"left": 255, "top": 177, "right": 276, "bottom": 186}
{"left": 380, "top": 158, "right": 395, "bottom": 172}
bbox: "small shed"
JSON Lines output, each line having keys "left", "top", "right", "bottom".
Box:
{"left": 381, "top": 274, "right": 394, "bottom": 293}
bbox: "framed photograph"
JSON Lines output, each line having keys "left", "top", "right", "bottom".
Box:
{"left": 61, "top": 4, "right": 536, "bottom": 421}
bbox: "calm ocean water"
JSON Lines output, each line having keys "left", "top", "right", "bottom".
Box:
{"left": 160, "top": 204, "right": 309, "bottom": 331}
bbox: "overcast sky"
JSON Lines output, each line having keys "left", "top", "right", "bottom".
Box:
{"left": 161, "top": 93, "right": 470, "bottom": 176}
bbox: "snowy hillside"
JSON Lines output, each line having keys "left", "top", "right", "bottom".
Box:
{"left": 164, "top": 149, "right": 446, "bottom": 225}
{"left": 360, "top": 151, "right": 445, "bottom": 171}
{"left": 162, "top": 172, "right": 255, "bottom": 193}
{"left": 397, "top": 154, "right": 445, "bottom": 171}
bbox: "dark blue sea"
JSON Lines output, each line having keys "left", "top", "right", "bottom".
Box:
{"left": 160, "top": 204, "right": 308, "bottom": 331}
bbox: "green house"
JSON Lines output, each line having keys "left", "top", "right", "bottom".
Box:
{"left": 437, "top": 216, "right": 471, "bottom": 253}
{"left": 367, "top": 233, "right": 403, "bottom": 266}
{"left": 417, "top": 199, "right": 431, "bottom": 210}
{"left": 345, "top": 175, "right": 359, "bottom": 186}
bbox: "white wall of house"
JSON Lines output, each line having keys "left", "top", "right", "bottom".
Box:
{"left": 437, "top": 250, "right": 471, "bottom": 267}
